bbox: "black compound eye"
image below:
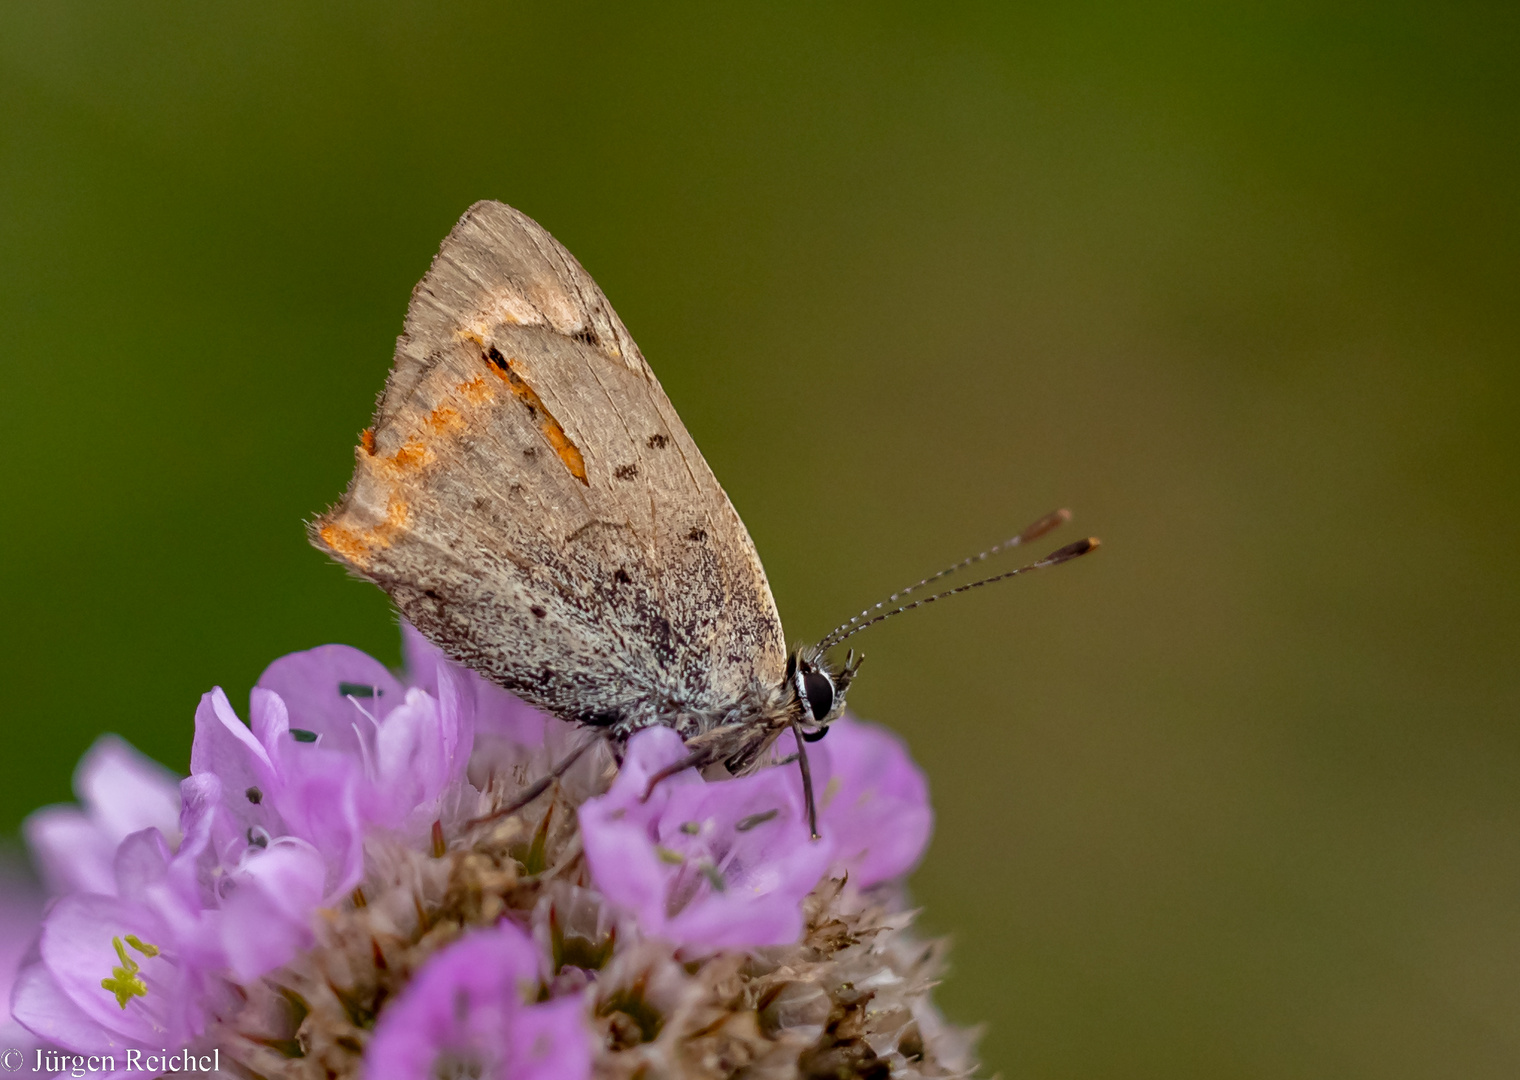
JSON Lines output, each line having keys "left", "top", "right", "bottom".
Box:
{"left": 802, "top": 669, "right": 835, "bottom": 723}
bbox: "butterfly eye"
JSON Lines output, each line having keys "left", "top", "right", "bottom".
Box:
{"left": 801, "top": 669, "right": 835, "bottom": 723}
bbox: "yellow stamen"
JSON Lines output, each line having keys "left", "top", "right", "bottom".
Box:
{"left": 124, "top": 934, "right": 159, "bottom": 958}
{"left": 101, "top": 935, "right": 157, "bottom": 1009}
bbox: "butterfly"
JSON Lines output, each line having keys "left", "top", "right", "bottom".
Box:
{"left": 312, "top": 201, "right": 1095, "bottom": 833}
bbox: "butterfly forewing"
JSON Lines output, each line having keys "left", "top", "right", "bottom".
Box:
{"left": 313, "top": 201, "right": 786, "bottom": 728}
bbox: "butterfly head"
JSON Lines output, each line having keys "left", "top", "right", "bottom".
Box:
{"left": 785, "top": 647, "right": 862, "bottom": 743}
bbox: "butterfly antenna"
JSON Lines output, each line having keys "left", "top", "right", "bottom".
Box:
{"left": 817, "top": 535, "right": 1099, "bottom": 651}
{"left": 815, "top": 509, "right": 1074, "bottom": 651}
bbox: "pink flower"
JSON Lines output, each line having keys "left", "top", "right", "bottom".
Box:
{"left": 12, "top": 777, "right": 227, "bottom": 1053}
{"left": 579, "top": 728, "right": 833, "bottom": 950}
{"left": 24, "top": 737, "right": 181, "bottom": 897}
{"left": 188, "top": 642, "right": 478, "bottom": 906}
{"left": 365, "top": 921, "right": 591, "bottom": 1080}
{"left": 810, "top": 717, "right": 933, "bottom": 887}
{"left": 190, "top": 685, "right": 365, "bottom": 901}
{"left": 256, "top": 643, "right": 475, "bottom": 830}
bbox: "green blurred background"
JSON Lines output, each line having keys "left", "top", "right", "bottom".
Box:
{"left": 2, "top": 3, "right": 1517, "bottom": 1075}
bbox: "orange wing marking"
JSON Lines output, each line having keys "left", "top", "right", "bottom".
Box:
{"left": 390, "top": 440, "right": 432, "bottom": 470}
{"left": 318, "top": 522, "right": 370, "bottom": 564}
{"left": 426, "top": 405, "right": 461, "bottom": 433}
{"left": 317, "top": 496, "right": 409, "bottom": 570}
{"left": 483, "top": 346, "right": 589, "bottom": 486}
{"left": 454, "top": 374, "right": 494, "bottom": 406}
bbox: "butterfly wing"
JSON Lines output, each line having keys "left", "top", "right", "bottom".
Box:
{"left": 312, "top": 201, "right": 786, "bottom": 727}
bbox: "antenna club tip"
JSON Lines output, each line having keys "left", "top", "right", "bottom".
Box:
{"left": 1019, "top": 508, "right": 1073, "bottom": 544}
{"left": 1085, "top": 536, "right": 1101, "bottom": 550}
{"left": 1043, "top": 536, "right": 1100, "bottom": 563}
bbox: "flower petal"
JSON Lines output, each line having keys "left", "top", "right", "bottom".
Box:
{"left": 219, "top": 840, "right": 325, "bottom": 981}
{"left": 37, "top": 894, "right": 180, "bottom": 1046}
{"left": 269, "top": 748, "right": 364, "bottom": 900}
{"left": 24, "top": 736, "right": 181, "bottom": 899}
{"left": 73, "top": 736, "right": 181, "bottom": 846}
{"left": 189, "top": 690, "right": 285, "bottom": 870}
{"left": 256, "top": 644, "right": 405, "bottom": 755}
{"left": 11, "top": 961, "right": 125, "bottom": 1054}
{"left": 249, "top": 686, "right": 291, "bottom": 751}
{"left": 400, "top": 620, "right": 444, "bottom": 696}
{"left": 365, "top": 922, "right": 587, "bottom": 1080}
{"left": 506, "top": 996, "right": 593, "bottom": 1080}
{"left": 23, "top": 807, "right": 116, "bottom": 896}
{"left": 581, "top": 728, "right": 831, "bottom": 949}
{"left": 812, "top": 718, "right": 933, "bottom": 887}
{"left": 111, "top": 829, "right": 171, "bottom": 902}
{"left": 368, "top": 689, "right": 448, "bottom": 827}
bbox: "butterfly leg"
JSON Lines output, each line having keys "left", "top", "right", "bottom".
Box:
{"left": 468, "top": 733, "right": 604, "bottom": 827}
{"left": 640, "top": 745, "right": 720, "bottom": 802}
{"left": 790, "top": 720, "right": 820, "bottom": 841}
{"left": 639, "top": 721, "right": 780, "bottom": 801}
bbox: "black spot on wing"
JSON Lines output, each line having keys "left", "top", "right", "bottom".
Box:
{"left": 614, "top": 464, "right": 639, "bottom": 481}
{"left": 647, "top": 433, "right": 669, "bottom": 449}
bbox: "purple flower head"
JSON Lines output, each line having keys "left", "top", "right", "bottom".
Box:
{"left": 579, "top": 728, "right": 833, "bottom": 950}
{"left": 14, "top": 736, "right": 336, "bottom": 1053}
{"left": 365, "top": 921, "right": 591, "bottom": 1080}
{"left": 9, "top": 622, "right": 966, "bottom": 1076}
{"left": 24, "top": 736, "right": 181, "bottom": 897}
{"left": 810, "top": 717, "right": 933, "bottom": 887}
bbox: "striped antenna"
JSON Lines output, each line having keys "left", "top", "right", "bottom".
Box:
{"left": 815, "top": 509, "right": 1075, "bottom": 651}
